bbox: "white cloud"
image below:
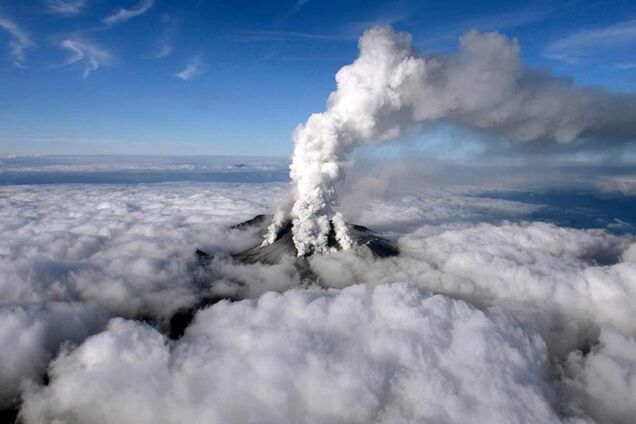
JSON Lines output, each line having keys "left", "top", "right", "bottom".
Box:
{"left": 45, "top": 0, "right": 86, "bottom": 16}
{"left": 0, "top": 182, "right": 287, "bottom": 407}
{"left": 175, "top": 55, "right": 205, "bottom": 80}
{"left": 303, "top": 221, "right": 636, "bottom": 359}
{"left": 274, "top": 0, "right": 311, "bottom": 27}
{"left": 0, "top": 17, "right": 34, "bottom": 67}
{"left": 566, "top": 326, "right": 636, "bottom": 424}
{"left": 545, "top": 19, "right": 636, "bottom": 63}
{"left": 0, "top": 302, "right": 109, "bottom": 407}
{"left": 232, "top": 29, "right": 354, "bottom": 42}
{"left": 151, "top": 39, "right": 172, "bottom": 59}
{"left": 0, "top": 183, "right": 286, "bottom": 318}
{"left": 338, "top": 172, "right": 543, "bottom": 231}
{"left": 59, "top": 38, "right": 115, "bottom": 77}
{"left": 596, "top": 175, "right": 636, "bottom": 195}
{"left": 20, "top": 283, "right": 561, "bottom": 424}
{"left": 614, "top": 62, "right": 636, "bottom": 70}
{"left": 1, "top": 179, "right": 635, "bottom": 421}
{"left": 103, "top": 0, "right": 154, "bottom": 26}
{"left": 146, "top": 15, "right": 177, "bottom": 60}
{"left": 0, "top": 155, "right": 286, "bottom": 173}
{"left": 417, "top": 7, "right": 550, "bottom": 47}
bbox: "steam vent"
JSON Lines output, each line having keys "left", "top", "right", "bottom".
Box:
{"left": 231, "top": 214, "right": 399, "bottom": 264}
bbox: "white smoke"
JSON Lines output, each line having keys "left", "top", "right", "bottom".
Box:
{"left": 281, "top": 26, "right": 636, "bottom": 255}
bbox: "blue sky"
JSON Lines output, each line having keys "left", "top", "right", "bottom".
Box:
{"left": 0, "top": 0, "right": 635, "bottom": 156}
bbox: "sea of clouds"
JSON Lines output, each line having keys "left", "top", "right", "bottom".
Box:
{"left": 0, "top": 168, "right": 635, "bottom": 423}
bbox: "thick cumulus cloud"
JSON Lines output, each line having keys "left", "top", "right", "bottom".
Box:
{"left": 566, "top": 327, "right": 636, "bottom": 424}
{"left": 306, "top": 222, "right": 635, "bottom": 357}
{"left": 21, "top": 283, "right": 563, "bottom": 424}
{"left": 0, "top": 182, "right": 286, "bottom": 408}
{"left": 0, "top": 302, "right": 109, "bottom": 406}
{"left": 282, "top": 26, "right": 636, "bottom": 255}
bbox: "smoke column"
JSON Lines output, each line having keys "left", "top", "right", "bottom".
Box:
{"left": 267, "top": 26, "right": 636, "bottom": 256}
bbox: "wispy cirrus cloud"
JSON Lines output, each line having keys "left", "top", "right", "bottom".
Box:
{"left": 175, "top": 55, "right": 204, "bottom": 81}
{"left": 59, "top": 38, "right": 115, "bottom": 77}
{"left": 240, "top": 1, "right": 416, "bottom": 47}
{"left": 45, "top": 0, "right": 86, "bottom": 16}
{"left": 416, "top": 7, "right": 550, "bottom": 48}
{"left": 274, "top": 0, "right": 310, "bottom": 27}
{"left": 0, "top": 16, "right": 34, "bottom": 67}
{"left": 231, "top": 29, "right": 355, "bottom": 42}
{"left": 103, "top": 0, "right": 154, "bottom": 25}
{"left": 545, "top": 19, "right": 636, "bottom": 63}
{"left": 151, "top": 39, "right": 172, "bottom": 59}
{"left": 146, "top": 15, "right": 177, "bottom": 59}
{"left": 615, "top": 62, "right": 636, "bottom": 70}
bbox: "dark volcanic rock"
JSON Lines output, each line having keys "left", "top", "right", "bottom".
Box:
{"left": 232, "top": 215, "right": 399, "bottom": 264}
{"left": 230, "top": 214, "right": 268, "bottom": 231}
{"left": 167, "top": 295, "right": 237, "bottom": 339}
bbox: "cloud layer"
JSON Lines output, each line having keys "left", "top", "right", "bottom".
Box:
{"left": 1, "top": 179, "right": 635, "bottom": 422}
{"left": 0, "top": 183, "right": 285, "bottom": 319}
{"left": 0, "top": 302, "right": 109, "bottom": 407}
{"left": 20, "top": 283, "right": 560, "bottom": 424}
{"left": 305, "top": 222, "right": 635, "bottom": 357}
{"left": 0, "top": 182, "right": 286, "bottom": 408}
{"left": 566, "top": 327, "right": 636, "bottom": 424}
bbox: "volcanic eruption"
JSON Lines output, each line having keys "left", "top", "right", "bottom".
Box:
{"left": 184, "top": 29, "right": 636, "bottom": 420}
{"left": 232, "top": 214, "right": 399, "bottom": 264}
{"left": 229, "top": 25, "right": 636, "bottom": 263}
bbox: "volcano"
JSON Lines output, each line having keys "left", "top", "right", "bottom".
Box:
{"left": 188, "top": 216, "right": 398, "bottom": 338}
{"left": 231, "top": 214, "right": 399, "bottom": 264}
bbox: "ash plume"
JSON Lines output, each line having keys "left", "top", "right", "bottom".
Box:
{"left": 273, "top": 26, "right": 636, "bottom": 256}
